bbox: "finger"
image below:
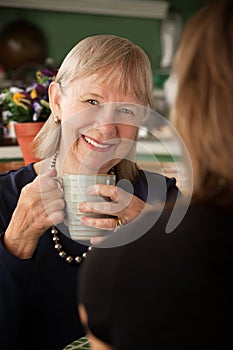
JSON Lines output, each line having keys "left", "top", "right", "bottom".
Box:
{"left": 44, "top": 198, "right": 65, "bottom": 214}
{"left": 35, "top": 170, "right": 61, "bottom": 193}
{"left": 29, "top": 198, "right": 65, "bottom": 227}
{"left": 40, "top": 177, "right": 63, "bottom": 193}
{"left": 40, "top": 186, "right": 64, "bottom": 201}
{"left": 87, "top": 184, "right": 136, "bottom": 212}
{"left": 87, "top": 184, "right": 119, "bottom": 201}
{"left": 80, "top": 216, "right": 116, "bottom": 231}
{"left": 45, "top": 198, "right": 66, "bottom": 226}
{"left": 47, "top": 210, "right": 65, "bottom": 226}
{"left": 79, "top": 199, "right": 130, "bottom": 216}
{"left": 79, "top": 201, "right": 121, "bottom": 216}
{"left": 90, "top": 236, "right": 108, "bottom": 245}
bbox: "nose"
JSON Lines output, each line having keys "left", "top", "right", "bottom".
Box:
{"left": 93, "top": 105, "right": 117, "bottom": 138}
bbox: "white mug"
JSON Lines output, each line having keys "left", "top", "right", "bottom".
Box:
{"left": 55, "top": 173, "right": 116, "bottom": 241}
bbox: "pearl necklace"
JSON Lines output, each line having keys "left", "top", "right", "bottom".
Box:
{"left": 51, "top": 226, "right": 92, "bottom": 264}
{"left": 49, "top": 152, "right": 92, "bottom": 264}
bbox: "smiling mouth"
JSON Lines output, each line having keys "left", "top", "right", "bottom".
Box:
{"left": 82, "top": 135, "right": 112, "bottom": 151}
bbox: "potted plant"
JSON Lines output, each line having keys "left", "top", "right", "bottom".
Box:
{"left": 0, "top": 68, "right": 57, "bottom": 164}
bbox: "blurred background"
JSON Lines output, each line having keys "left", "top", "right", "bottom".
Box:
{"left": 0, "top": 0, "right": 205, "bottom": 90}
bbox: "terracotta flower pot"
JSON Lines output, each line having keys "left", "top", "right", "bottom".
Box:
{"left": 14, "top": 122, "right": 45, "bottom": 165}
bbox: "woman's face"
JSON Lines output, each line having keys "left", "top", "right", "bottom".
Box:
{"left": 50, "top": 73, "right": 143, "bottom": 174}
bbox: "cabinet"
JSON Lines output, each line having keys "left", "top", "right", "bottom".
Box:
{"left": 0, "top": 0, "right": 169, "bottom": 19}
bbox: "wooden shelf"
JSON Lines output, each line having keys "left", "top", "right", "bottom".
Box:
{"left": 0, "top": 161, "right": 24, "bottom": 172}
{"left": 0, "top": 145, "right": 23, "bottom": 160}
{"left": 0, "top": 0, "right": 169, "bottom": 19}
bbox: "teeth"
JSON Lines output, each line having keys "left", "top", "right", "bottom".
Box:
{"left": 84, "top": 136, "right": 110, "bottom": 149}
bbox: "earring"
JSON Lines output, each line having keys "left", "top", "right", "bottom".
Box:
{"left": 54, "top": 116, "right": 60, "bottom": 124}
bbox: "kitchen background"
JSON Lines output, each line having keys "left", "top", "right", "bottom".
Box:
{"left": 0, "top": 0, "right": 205, "bottom": 129}
{"left": 0, "top": 0, "right": 205, "bottom": 190}
{"left": 0, "top": 0, "right": 205, "bottom": 81}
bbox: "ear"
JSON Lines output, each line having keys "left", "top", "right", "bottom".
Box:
{"left": 78, "top": 303, "right": 88, "bottom": 326}
{"left": 49, "top": 81, "right": 61, "bottom": 118}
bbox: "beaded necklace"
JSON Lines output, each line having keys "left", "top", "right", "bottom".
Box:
{"left": 49, "top": 152, "right": 92, "bottom": 264}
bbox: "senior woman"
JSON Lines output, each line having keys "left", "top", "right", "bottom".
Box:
{"left": 0, "top": 35, "right": 178, "bottom": 349}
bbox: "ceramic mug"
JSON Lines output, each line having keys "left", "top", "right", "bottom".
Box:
{"left": 55, "top": 174, "right": 116, "bottom": 241}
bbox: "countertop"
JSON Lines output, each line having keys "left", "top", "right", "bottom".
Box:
{"left": 0, "top": 139, "right": 181, "bottom": 160}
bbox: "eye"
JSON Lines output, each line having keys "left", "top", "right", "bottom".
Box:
{"left": 122, "top": 108, "right": 134, "bottom": 115}
{"left": 117, "top": 107, "right": 135, "bottom": 116}
{"left": 87, "top": 99, "right": 99, "bottom": 106}
{"left": 114, "top": 104, "right": 142, "bottom": 125}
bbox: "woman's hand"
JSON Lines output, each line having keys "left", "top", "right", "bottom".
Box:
{"left": 79, "top": 184, "right": 150, "bottom": 244}
{"left": 3, "top": 168, "right": 65, "bottom": 259}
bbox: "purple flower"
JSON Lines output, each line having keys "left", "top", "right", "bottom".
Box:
{"left": 0, "top": 68, "right": 57, "bottom": 123}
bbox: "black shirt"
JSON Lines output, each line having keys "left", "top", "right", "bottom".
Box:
{"left": 79, "top": 203, "right": 233, "bottom": 349}
{"left": 0, "top": 164, "right": 178, "bottom": 350}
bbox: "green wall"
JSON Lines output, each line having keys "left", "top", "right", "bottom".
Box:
{"left": 0, "top": 0, "right": 205, "bottom": 72}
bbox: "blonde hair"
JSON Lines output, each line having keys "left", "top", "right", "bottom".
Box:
{"left": 171, "top": 0, "right": 233, "bottom": 205}
{"left": 34, "top": 34, "right": 154, "bottom": 182}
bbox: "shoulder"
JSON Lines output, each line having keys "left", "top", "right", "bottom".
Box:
{"left": 137, "top": 169, "right": 177, "bottom": 187}
{"left": 0, "top": 163, "right": 36, "bottom": 190}
{"left": 79, "top": 203, "right": 233, "bottom": 307}
{"left": 81, "top": 202, "right": 233, "bottom": 267}
{"left": 0, "top": 164, "right": 36, "bottom": 231}
{"left": 133, "top": 169, "right": 178, "bottom": 203}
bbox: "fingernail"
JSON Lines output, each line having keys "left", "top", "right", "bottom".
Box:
{"left": 79, "top": 203, "right": 85, "bottom": 211}
{"left": 86, "top": 186, "right": 93, "bottom": 194}
{"left": 90, "top": 236, "right": 105, "bottom": 245}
